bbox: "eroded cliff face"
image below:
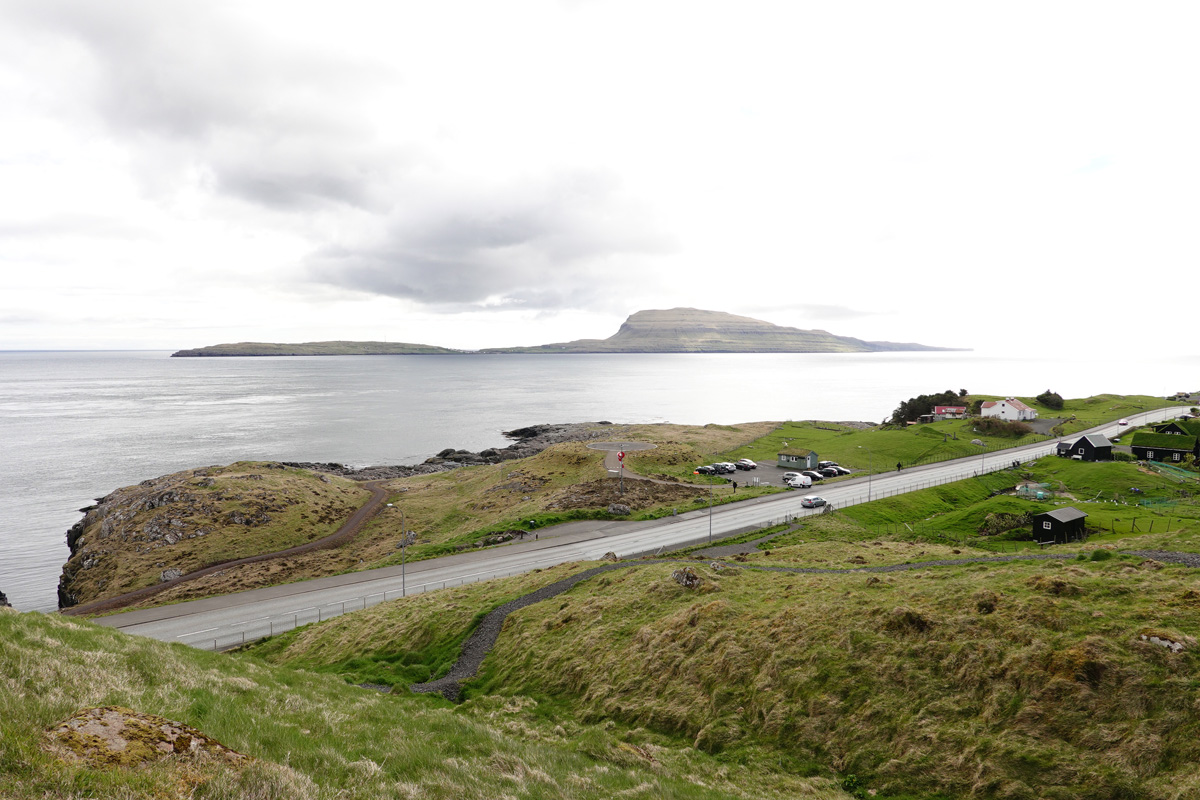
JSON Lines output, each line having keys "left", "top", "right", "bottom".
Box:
{"left": 57, "top": 463, "right": 368, "bottom": 609}
{"left": 0, "top": 589, "right": 10, "bottom": 608}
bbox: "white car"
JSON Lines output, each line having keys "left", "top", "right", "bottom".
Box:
{"left": 785, "top": 475, "right": 812, "bottom": 489}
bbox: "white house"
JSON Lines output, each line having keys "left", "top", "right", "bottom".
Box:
{"left": 980, "top": 398, "right": 1038, "bottom": 422}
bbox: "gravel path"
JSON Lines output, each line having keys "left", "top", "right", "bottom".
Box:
{"left": 408, "top": 547, "right": 1200, "bottom": 702}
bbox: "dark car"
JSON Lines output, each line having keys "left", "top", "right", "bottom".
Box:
{"left": 800, "top": 470, "right": 824, "bottom": 482}
{"left": 818, "top": 467, "right": 840, "bottom": 478}
{"left": 735, "top": 458, "right": 757, "bottom": 470}
{"left": 694, "top": 465, "right": 717, "bottom": 475}
{"left": 831, "top": 466, "right": 852, "bottom": 475}
{"left": 818, "top": 461, "right": 838, "bottom": 469}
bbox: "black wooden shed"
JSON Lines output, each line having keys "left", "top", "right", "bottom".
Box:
{"left": 1058, "top": 434, "right": 1113, "bottom": 462}
{"left": 1032, "top": 507, "right": 1088, "bottom": 544}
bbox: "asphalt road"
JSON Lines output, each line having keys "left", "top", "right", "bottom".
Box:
{"left": 93, "top": 406, "right": 1184, "bottom": 650}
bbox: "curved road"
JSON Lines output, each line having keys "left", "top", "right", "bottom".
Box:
{"left": 93, "top": 407, "right": 1185, "bottom": 649}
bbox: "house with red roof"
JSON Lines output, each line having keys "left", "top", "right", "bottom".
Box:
{"left": 980, "top": 398, "right": 1038, "bottom": 422}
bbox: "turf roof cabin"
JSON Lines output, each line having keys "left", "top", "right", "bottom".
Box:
{"left": 1055, "top": 433, "right": 1113, "bottom": 461}
{"left": 1129, "top": 431, "right": 1198, "bottom": 463}
{"left": 1032, "top": 507, "right": 1088, "bottom": 544}
{"left": 777, "top": 448, "right": 819, "bottom": 469}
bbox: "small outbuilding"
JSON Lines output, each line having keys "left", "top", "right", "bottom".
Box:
{"left": 777, "top": 448, "right": 818, "bottom": 469}
{"left": 1056, "top": 434, "right": 1113, "bottom": 461}
{"left": 1032, "top": 507, "right": 1088, "bottom": 544}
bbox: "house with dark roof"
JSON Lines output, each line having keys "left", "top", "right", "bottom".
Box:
{"left": 1130, "top": 431, "right": 1197, "bottom": 463}
{"left": 777, "top": 448, "right": 819, "bottom": 469}
{"left": 1055, "top": 434, "right": 1113, "bottom": 461}
{"left": 1032, "top": 507, "right": 1088, "bottom": 544}
{"left": 981, "top": 398, "right": 1038, "bottom": 421}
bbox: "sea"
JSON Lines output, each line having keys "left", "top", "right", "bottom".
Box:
{"left": 1, "top": 349, "right": 1192, "bottom": 612}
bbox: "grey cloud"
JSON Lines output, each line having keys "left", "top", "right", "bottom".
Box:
{"left": 307, "top": 172, "right": 676, "bottom": 310}
{"left": 7, "top": 0, "right": 401, "bottom": 211}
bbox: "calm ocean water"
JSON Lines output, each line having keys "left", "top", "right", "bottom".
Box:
{"left": 0, "top": 349, "right": 1191, "bottom": 611}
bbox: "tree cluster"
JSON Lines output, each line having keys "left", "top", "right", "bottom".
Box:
{"left": 1036, "top": 390, "right": 1065, "bottom": 410}
{"left": 889, "top": 389, "right": 965, "bottom": 425}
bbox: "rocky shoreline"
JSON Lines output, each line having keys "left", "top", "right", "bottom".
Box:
{"left": 282, "top": 421, "right": 617, "bottom": 480}
{"left": 0, "top": 589, "right": 10, "bottom": 609}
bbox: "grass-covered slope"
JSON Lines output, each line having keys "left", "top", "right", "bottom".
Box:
{"left": 58, "top": 462, "right": 371, "bottom": 609}
{"left": 0, "top": 605, "right": 850, "bottom": 799}
{"left": 482, "top": 308, "right": 955, "bottom": 353}
{"left": 259, "top": 544, "right": 1200, "bottom": 800}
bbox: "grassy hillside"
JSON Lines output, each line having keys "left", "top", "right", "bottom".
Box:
{"left": 0, "top": 605, "right": 849, "bottom": 799}
{"left": 482, "top": 308, "right": 954, "bottom": 353}
{"left": 59, "top": 462, "right": 371, "bottom": 609}
{"left": 251, "top": 535, "right": 1200, "bottom": 799}
{"left": 729, "top": 394, "right": 1182, "bottom": 473}
{"left": 88, "top": 424, "right": 778, "bottom": 613}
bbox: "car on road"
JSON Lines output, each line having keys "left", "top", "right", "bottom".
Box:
{"left": 694, "top": 465, "right": 717, "bottom": 475}
{"left": 800, "top": 495, "right": 826, "bottom": 508}
{"left": 736, "top": 458, "right": 757, "bottom": 470}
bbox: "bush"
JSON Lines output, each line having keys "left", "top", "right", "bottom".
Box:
{"left": 1113, "top": 451, "right": 1135, "bottom": 462}
{"left": 974, "top": 417, "right": 1033, "bottom": 437}
{"left": 1036, "top": 390, "right": 1065, "bottom": 410}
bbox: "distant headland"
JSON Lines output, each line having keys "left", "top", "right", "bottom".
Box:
{"left": 171, "top": 308, "right": 964, "bottom": 357}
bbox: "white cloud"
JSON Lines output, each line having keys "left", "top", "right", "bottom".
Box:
{"left": 1, "top": 1, "right": 1197, "bottom": 354}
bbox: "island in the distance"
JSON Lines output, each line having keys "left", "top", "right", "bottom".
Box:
{"left": 171, "top": 307, "right": 963, "bottom": 357}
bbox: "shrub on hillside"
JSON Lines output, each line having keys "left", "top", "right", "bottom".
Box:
{"left": 973, "top": 417, "right": 1033, "bottom": 437}
{"left": 1036, "top": 390, "right": 1065, "bottom": 410}
{"left": 889, "top": 389, "right": 962, "bottom": 425}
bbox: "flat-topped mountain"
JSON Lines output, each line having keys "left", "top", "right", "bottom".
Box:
{"left": 171, "top": 308, "right": 958, "bottom": 356}
{"left": 482, "top": 308, "right": 957, "bottom": 353}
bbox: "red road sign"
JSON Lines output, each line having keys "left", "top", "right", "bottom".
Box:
{"left": 618, "top": 451, "right": 625, "bottom": 461}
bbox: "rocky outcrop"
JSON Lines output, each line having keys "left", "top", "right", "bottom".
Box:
{"left": 0, "top": 589, "right": 10, "bottom": 608}
{"left": 284, "top": 422, "right": 613, "bottom": 480}
{"left": 45, "top": 706, "right": 247, "bottom": 768}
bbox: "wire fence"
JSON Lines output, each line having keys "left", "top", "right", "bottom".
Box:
{"left": 194, "top": 564, "right": 547, "bottom": 652}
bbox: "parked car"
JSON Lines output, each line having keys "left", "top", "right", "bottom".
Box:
{"left": 785, "top": 475, "right": 813, "bottom": 489}
{"left": 818, "top": 467, "right": 840, "bottom": 478}
{"left": 781, "top": 472, "right": 802, "bottom": 482}
{"left": 818, "top": 461, "right": 838, "bottom": 469}
{"left": 831, "top": 466, "right": 852, "bottom": 475}
{"left": 694, "top": 465, "right": 716, "bottom": 475}
{"left": 800, "top": 495, "right": 826, "bottom": 508}
{"left": 736, "top": 458, "right": 757, "bottom": 470}
{"left": 800, "top": 470, "right": 824, "bottom": 482}
{"left": 714, "top": 462, "right": 737, "bottom": 474}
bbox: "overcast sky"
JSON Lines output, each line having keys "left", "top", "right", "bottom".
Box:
{"left": 1, "top": 1, "right": 1197, "bottom": 354}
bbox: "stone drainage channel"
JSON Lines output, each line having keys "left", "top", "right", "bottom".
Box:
{"left": 407, "top": 548, "right": 1200, "bottom": 701}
